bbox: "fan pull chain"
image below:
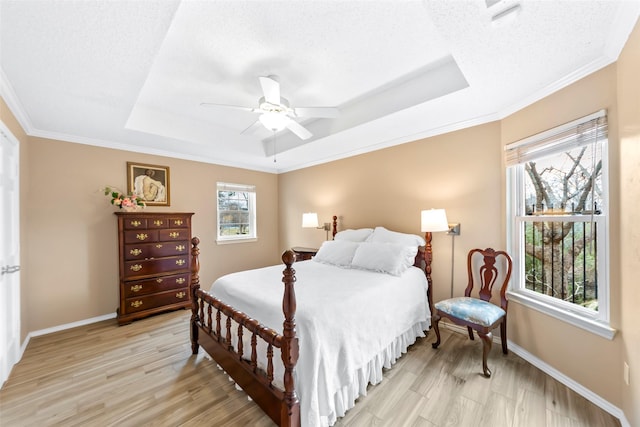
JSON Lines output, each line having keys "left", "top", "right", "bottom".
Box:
{"left": 273, "top": 129, "right": 277, "bottom": 163}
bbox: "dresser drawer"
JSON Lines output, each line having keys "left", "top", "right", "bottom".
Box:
{"left": 125, "top": 288, "right": 190, "bottom": 314}
{"left": 124, "top": 255, "right": 189, "bottom": 278}
{"left": 167, "top": 217, "right": 189, "bottom": 228}
{"left": 148, "top": 217, "right": 169, "bottom": 228}
{"left": 158, "top": 228, "right": 188, "bottom": 241}
{"left": 124, "top": 229, "right": 159, "bottom": 244}
{"left": 123, "top": 217, "right": 147, "bottom": 230}
{"left": 124, "top": 273, "right": 190, "bottom": 297}
{"left": 124, "top": 240, "right": 189, "bottom": 261}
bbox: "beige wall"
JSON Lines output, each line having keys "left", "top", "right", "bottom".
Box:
{"left": 279, "top": 121, "right": 504, "bottom": 317}
{"left": 617, "top": 18, "right": 640, "bottom": 427}
{"left": 0, "top": 101, "right": 280, "bottom": 337}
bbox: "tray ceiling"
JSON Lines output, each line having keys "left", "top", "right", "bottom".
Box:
{"left": 1, "top": 0, "right": 638, "bottom": 173}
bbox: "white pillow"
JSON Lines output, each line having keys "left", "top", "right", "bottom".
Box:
{"left": 351, "top": 242, "right": 418, "bottom": 276}
{"left": 334, "top": 228, "right": 374, "bottom": 242}
{"left": 313, "top": 240, "right": 360, "bottom": 267}
{"left": 367, "top": 226, "right": 425, "bottom": 247}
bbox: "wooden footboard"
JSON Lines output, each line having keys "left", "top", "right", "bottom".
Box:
{"left": 189, "top": 237, "right": 300, "bottom": 427}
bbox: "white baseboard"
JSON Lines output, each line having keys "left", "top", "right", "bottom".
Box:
{"left": 439, "top": 323, "right": 630, "bottom": 427}
{"left": 19, "top": 312, "right": 117, "bottom": 362}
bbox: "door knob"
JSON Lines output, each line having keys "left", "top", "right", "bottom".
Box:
{"left": 1, "top": 265, "right": 20, "bottom": 275}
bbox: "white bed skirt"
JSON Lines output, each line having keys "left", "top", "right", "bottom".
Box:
{"left": 321, "top": 320, "right": 429, "bottom": 426}
{"left": 208, "top": 320, "right": 431, "bottom": 427}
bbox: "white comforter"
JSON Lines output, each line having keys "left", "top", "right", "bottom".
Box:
{"left": 210, "top": 259, "right": 430, "bottom": 427}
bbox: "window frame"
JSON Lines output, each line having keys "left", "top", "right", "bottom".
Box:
{"left": 505, "top": 111, "right": 615, "bottom": 340}
{"left": 216, "top": 182, "right": 257, "bottom": 244}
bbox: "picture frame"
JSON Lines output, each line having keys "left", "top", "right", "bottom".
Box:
{"left": 127, "top": 162, "right": 171, "bottom": 206}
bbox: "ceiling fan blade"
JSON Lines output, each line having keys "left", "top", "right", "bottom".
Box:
{"left": 240, "top": 120, "right": 264, "bottom": 135}
{"left": 200, "top": 102, "right": 257, "bottom": 113}
{"left": 285, "top": 119, "right": 312, "bottom": 140}
{"left": 259, "top": 76, "right": 281, "bottom": 105}
{"left": 294, "top": 107, "right": 340, "bottom": 118}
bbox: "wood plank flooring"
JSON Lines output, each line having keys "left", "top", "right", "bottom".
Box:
{"left": 0, "top": 310, "right": 620, "bottom": 426}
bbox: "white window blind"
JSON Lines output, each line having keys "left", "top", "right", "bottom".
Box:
{"left": 217, "top": 182, "right": 256, "bottom": 193}
{"left": 505, "top": 110, "right": 607, "bottom": 166}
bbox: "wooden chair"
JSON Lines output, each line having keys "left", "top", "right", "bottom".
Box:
{"left": 431, "top": 248, "right": 513, "bottom": 377}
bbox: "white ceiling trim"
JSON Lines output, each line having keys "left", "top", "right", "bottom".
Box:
{"left": 0, "top": 47, "right": 627, "bottom": 175}
{"left": 0, "top": 69, "right": 34, "bottom": 136}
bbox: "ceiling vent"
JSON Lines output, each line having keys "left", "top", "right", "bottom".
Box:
{"left": 486, "top": 1, "right": 522, "bottom": 27}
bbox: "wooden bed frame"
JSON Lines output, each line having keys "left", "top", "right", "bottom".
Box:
{"left": 189, "top": 217, "right": 434, "bottom": 427}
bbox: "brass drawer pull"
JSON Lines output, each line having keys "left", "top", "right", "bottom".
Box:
{"left": 176, "top": 278, "right": 185, "bottom": 285}
{"left": 130, "top": 264, "right": 142, "bottom": 272}
{"left": 155, "top": 244, "right": 163, "bottom": 248}
{"left": 174, "top": 220, "right": 183, "bottom": 226}
{"left": 129, "top": 248, "right": 143, "bottom": 256}
{"left": 131, "top": 300, "right": 143, "bottom": 308}
{"left": 169, "top": 232, "right": 180, "bottom": 238}
{"left": 176, "top": 259, "right": 185, "bottom": 266}
{"left": 154, "top": 220, "right": 164, "bottom": 226}
{"left": 136, "top": 233, "right": 148, "bottom": 241}
{"left": 156, "top": 278, "right": 163, "bottom": 283}
{"left": 130, "top": 284, "right": 143, "bottom": 292}
{"left": 175, "top": 245, "right": 185, "bottom": 251}
{"left": 130, "top": 220, "right": 141, "bottom": 227}
{"left": 176, "top": 292, "right": 186, "bottom": 299}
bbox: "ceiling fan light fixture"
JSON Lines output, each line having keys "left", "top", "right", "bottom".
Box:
{"left": 259, "top": 112, "right": 288, "bottom": 131}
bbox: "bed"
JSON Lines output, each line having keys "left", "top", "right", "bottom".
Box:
{"left": 189, "top": 220, "right": 434, "bottom": 427}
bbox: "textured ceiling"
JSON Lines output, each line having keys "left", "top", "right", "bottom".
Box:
{"left": 1, "top": 0, "right": 639, "bottom": 173}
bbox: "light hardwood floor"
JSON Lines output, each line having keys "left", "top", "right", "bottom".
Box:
{"left": 0, "top": 310, "right": 620, "bottom": 427}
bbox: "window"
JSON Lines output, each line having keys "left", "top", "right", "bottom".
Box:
{"left": 216, "top": 182, "right": 257, "bottom": 243}
{"left": 506, "top": 110, "right": 614, "bottom": 339}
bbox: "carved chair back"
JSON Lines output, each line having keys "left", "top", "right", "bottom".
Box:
{"left": 464, "top": 248, "right": 513, "bottom": 311}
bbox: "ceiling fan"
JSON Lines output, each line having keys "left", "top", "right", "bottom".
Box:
{"left": 201, "top": 75, "right": 339, "bottom": 140}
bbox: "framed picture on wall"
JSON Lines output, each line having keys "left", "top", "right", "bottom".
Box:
{"left": 127, "top": 162, "right": 170, "bottom": 206}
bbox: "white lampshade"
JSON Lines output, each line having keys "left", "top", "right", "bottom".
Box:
{"left": 421, "top": 209, "right": 449, "bottom": 232}
{"left": 302, "top": 212, "right": 319, "bottom": 228}
{"left": 259, "top": 112, "right": 288, "bottom": 131}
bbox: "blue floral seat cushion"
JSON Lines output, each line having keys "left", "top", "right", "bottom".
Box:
{"left": 435, "top": 297, "right": 505, "bottom": 327}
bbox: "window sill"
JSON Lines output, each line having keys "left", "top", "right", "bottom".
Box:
{"left": 216, "top": 237, "right": 258, "bottom": 245}
{"left": 507, "top": 290, "right": 616, "bottom": 340}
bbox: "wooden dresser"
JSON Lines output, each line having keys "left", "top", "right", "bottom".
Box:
{"left": 115, "top": 212, "right": 194, "bottom": 325}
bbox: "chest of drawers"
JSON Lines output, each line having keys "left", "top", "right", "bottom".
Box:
{"left": 115, "top": 212, "right": 194, "bottom": 325}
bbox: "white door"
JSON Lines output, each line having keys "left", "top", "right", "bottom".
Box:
{"left": 0, "top": 121, "right": 21, "bottom": 387}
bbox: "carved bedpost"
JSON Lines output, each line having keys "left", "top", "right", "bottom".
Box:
{"left": 332, "top": 215, "right": 338, "bottom": 239}
{"left": 190, "top": 237, "right": 201, "bottom": 355}
{"left": 424, "top": 232, "right": 434, "bottom": 313}
{"left": 280, "top": 250, "right": 300, "bottom": 427}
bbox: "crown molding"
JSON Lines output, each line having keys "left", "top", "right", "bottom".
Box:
{"left": 0, "top": 68, "right": 35, "bottom": 134}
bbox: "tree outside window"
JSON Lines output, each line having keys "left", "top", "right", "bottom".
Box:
{"left": 522, "top": 144, "right": 602, "bottom": 310}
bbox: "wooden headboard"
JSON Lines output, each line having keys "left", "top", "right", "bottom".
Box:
{"left": 332, "top": 215, "right": 338, "bottom": 239}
